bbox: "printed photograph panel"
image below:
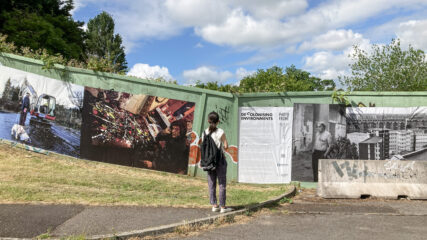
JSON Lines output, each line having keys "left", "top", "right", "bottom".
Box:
{"left": 0, "top": 66, "right": 83, "bottom": 157}
{"left": 80, "top": 87, "right": 196, "bottom": 174}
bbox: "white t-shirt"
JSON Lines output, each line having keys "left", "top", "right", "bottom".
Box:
{"left": 314, "top": 130, "right": 332, "bottom": 151}
{"left": 203, "top": 128, "right": 224, "bottom": 149}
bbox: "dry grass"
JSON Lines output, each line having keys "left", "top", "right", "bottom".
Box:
{"left": 0, "top": 144, "right": 288, "bottom": 207}
{"left": 132, "top": 208, "right": 279, "bottom": 240}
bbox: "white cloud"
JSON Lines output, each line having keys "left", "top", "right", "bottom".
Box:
{"left": 315, "top": 19, "right": 427, "bottom": 82}
{"left": 303, "top": 37, "right": 373, "bottom": 80}
{"left": 111, "top": 1, "right": 179, "bottom": 47}
{"left": 298, "top": 29, "right": 368, "bottom": 52}
{"left": 396, "top": 19, "right": 427, "bottom": 51}
{"left": 304, "top": 51, "right": 350, "bottom": 80}
{"left": 235, "top": 67, "right": 255, "bottom": 80}
{"left": 164, "top": 0, "right": 229, "bottom": 27}
{"left": 164, "top": 0, "right": 307, "bottom": 28}
{"left": 182, "top": 66, "right": 254, "bottom": 85}
{"left": 72, "top": 0, "right": 180, "bottom": 52}
{"left": 233, "top": 0, "right": 308, "bottom": 20}
{"left": 73, "top": 0, "right": 427, "bottom": 56}
{"left": 127, "top": 63, "right": 173, "bottom": 81}
{"left": 303, "top": 18, "right": 427, "bottom": 82}
{"left": 193, "top": 0, "right": 427, "bottom": 49}
{"left": 70, "top": 0, "right": 86, "bottom": 15}
{"left": 183, "top": 66, "right": 233, "bottom": 84}
{"left": 195, "top": 9, "right": 296, "bottom": 48}
{"left": 195, "top": 43, "right": 204, "bottom": 48}
{"left": 79, "top": 23, "right": 88, "bottom": 32}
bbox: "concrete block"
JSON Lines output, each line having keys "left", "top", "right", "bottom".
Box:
{"left": 318, "top": 159, "right": 427, "bottom": 199}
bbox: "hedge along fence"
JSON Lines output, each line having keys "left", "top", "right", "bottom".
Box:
{"left": 1, "top": 53, "right": 427, "bottom": 182}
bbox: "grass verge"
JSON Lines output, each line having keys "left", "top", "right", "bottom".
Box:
{"left": 0, "top": 144, "right": 289, "bottom": 207}
{"left": 133, "top": 207, "right": 283, "bottom": 240}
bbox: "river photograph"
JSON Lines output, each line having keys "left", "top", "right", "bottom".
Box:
{"left": 0, "top": 66, "right": 83, "bottom": 158}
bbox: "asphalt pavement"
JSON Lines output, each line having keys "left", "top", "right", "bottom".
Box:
{"left": 2, "top": 188, "right": 426, "bottom": 239}
{"left": 0, "top": 204, "right": 215, "bottom": 238}
{"left": 171, "top": 189, "right": 427, "bottom": 240}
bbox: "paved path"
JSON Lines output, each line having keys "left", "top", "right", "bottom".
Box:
{"left": 172, "top": 189, "right": 427, "bottom": 240}
{"left": 0, "top": 204, "right": 84, "bottom": 238}
{"left": 2, "top": 189, "right": 426, "bottom": 239}
{"left": 0, "top": 204, "right": 216, "bottom": 238}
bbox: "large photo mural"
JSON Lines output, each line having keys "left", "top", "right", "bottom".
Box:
{"left": 346, "top": 107, "right": 427, "bottom": 161}
{"left": 0, "top": 65, "right": 196, "bottom": 175}
{"left": 80, "top": 87, "right": 195, "bottom": 174}
{"left": 0, "top": 67, "right": 83, "bottom": 158}
{"left": 292, "top": 104, "right": 427, "bottom": 182}
{"left": 291, "top": 104, "right": 347, "bottom": 182}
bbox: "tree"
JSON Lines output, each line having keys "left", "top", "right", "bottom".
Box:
{"left": 86, "top": 11, "right": 127, "bottom": 73}
{"left": 1, "top": 79, "right": 13, "bottom": 101}
{"left": 194, "top": 81, "right": 239, "bottom": 93}
{"left": 328, "top": 137, "right": 359, "bottom": 160}
{"left": 341, "top": 39, "right": 427, "bottom": 91}
{"left": 0, "top": 0, "right": 86, "bottom": 60}
{"left": 239, "top": 65, "right": 335, "bottom": 92}
{"left": 193, "top": 65, "right": 335, "bottom": 93}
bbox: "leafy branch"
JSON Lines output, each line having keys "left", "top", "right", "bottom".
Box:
{"left": 331, "top": 89, "right": 351, "bottom": 106}
{"left": 0, "top": 33, "right": 124, "bottom": 74}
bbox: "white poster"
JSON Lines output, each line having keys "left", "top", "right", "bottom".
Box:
{"left": 238, "top": 107, "right": 293, "bottom": 183}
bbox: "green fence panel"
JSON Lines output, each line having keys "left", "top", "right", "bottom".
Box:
{"left": 1, "top": 53, "right": 427, "bottom": 183}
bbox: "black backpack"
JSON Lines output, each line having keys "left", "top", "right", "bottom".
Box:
{"left": 200, "top": 131, "right": 222, "bottom": 171}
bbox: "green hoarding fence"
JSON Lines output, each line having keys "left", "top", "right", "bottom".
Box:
{"left": 1, "top": 53, "right": 427, "bottom": 182}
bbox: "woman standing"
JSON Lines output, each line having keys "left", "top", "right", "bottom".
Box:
{"left": 203, "top": 111, "right": 233, "bottom": 213}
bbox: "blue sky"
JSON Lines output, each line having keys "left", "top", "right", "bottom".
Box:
{"left": 72, "top": 0, "right": 427, "bottom": 86}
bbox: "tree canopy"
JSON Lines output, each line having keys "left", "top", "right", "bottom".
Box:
{"left": 86, "top": 11, "right": 127, "bottom": 73}
{"left": 0, "top": 0, "right": 86, "bottom": 61}
{"left": 195, "top": 65, "right": 335, "bottom": 93}
{"left": 239, "top": 65, "right": 335, "bottom": 92}
{"left": 341, "top": 39, "right": 427, "bottom": 91}
{"left": 194, "top": 81, "right": 239, "bottom": 93}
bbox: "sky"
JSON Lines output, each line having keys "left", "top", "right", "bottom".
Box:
{"left": 71, "top": 0, "right": 427, "bottom": 86}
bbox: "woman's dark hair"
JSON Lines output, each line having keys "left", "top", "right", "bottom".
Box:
{"left": 208, "top": 111, "right": 219, "bottom": 133}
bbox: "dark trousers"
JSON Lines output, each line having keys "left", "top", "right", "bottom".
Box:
{"left": 19, "top": 111, "right": 27, "bottom": 126}
{"left": 312, "top": 150, "right": 325, "bottom": 182}
{"left": 207, "top": 158, "right": 227, "bottom": 207}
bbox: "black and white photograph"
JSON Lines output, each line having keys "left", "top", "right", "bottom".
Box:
{"left": 291, "top": 104, "right": 347, "bottom": 182}
{"left": 292, "top": 105, "right": 427, "bottom": 182}
{"left": 346, "top": 107, "right": 427, "bottom": 161}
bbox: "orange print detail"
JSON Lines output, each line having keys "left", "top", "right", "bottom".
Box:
{"left": 225, "top": 146, "right": 238, "bottom": 163}
{"left": 188, "top": 145, "right": 201, "bottom": 165}
{"left": 187, "top": 131, "right": 238, "bottom": 165}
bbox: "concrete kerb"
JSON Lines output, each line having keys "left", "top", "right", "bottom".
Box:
{"left": 84, "top": 185, "right": 297, "bottom": 240}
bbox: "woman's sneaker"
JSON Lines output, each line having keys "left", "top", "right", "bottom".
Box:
{"left": 220, "top": 207, "right": 233, "bottom": 213}
{"left": 212, "top": 206, "right": 220, "bottom": 212}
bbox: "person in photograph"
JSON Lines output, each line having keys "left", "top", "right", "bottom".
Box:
{"left": 151, "top": 120, "right": 189, "bottom": 174}
{"left": 19, "top": 92, "right": 30, "bottom": 126}
{"left": 312, "top": 122, "right": 332, "bottom": 182}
